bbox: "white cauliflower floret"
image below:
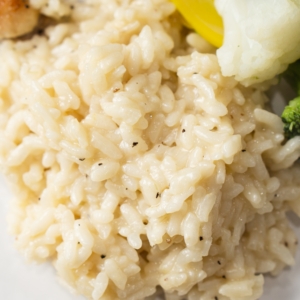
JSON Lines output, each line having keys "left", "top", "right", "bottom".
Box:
{"left": 215, "top": 0, "right": 300, "bottom": 86}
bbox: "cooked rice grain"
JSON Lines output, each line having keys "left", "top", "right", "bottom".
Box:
{"left": 1, "top": 0, "right": 300, "bottom": 299}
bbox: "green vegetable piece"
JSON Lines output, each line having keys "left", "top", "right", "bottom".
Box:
{"left": 282, "top": 96, "right": 300, "bottom": 139}
{"left": 281, "top": 60, "right": 300, "bottom": 139}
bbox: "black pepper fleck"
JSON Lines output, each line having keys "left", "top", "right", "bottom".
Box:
{"left": 79, "top": 158, "right": 85, "bottom": 161}
{"left": 70, "top": 5, "right": 74, "bottom": 9}
{"left": 199, "top": 236, "right": 203, "bottom": 241}
{"left": 222, "top": 275, "right": 226, "bottom": 279}
{"left": 25, "top": 4, "right": 29, "bottom": 8}
{"left": 100, "top": 254, "right": 106, "bottom": 259}
{"left": 156, "top": 192, "right": 160, "bottom": 198}
{"left": 242, "top": 149, "right": 246, "bottom": 152}
{"left": 98, "top": 163, "right": 103, "bottom": 166}
{"left": 285, "top": 242, "right": 289, "bottom": 247}
{"left": 132, "top": 142, "right": 138, "bottom": 147}
{"left": 217, "top": 260, "right": 221, "bottom": 265}
{"left": 215, "top": 297, "right": 218, "bottom": 300}
{"left": 274, "top": 194, "right": 278, "bottom": 197}
{"left": 182, "top": 129, "right": 186, "bottom": 133}
{"left": 38, "top": 197, "right": 41, "bottom": 201}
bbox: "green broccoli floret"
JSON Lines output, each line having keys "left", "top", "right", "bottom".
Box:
{"left": 282, "top": 96, "right": 300, "bottom": 139}
{"left": 281, "top": 60, "right": 300, "bottom": 139}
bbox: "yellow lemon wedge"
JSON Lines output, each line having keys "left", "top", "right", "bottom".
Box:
{"left": 171, "top": 0, "right": 224, "bottom": 48}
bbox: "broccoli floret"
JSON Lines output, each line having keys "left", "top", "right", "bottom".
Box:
{"left": 281, "top": 60, "right": 300, "bottom": 139}
{"left": 282, "top": 96, "right": 300, "bottom": 139}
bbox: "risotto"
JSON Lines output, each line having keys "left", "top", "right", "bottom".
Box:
{"left": 1, "top": 0, "right": 300, "bottom": 299}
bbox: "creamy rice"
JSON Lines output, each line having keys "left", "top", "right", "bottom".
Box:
{"left": 1, "top": 0, "right": 300, "bottom": 299}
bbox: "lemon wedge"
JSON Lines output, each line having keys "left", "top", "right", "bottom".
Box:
{"left": 171, "top": 0, "right": 224, "bottom": 48}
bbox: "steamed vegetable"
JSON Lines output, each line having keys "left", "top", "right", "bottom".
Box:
{"left": 282, "top": 60, "right": 300, "bottom": 139}
{"left": 215, "top": 0, "right": 300, "bottom": 86}
{"left": 282, "top": 97, "right": 300, "bottom": 139}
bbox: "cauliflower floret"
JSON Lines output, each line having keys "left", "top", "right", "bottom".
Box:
{"left": 215, "top": 0, "right": 300, "bottom": 86}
